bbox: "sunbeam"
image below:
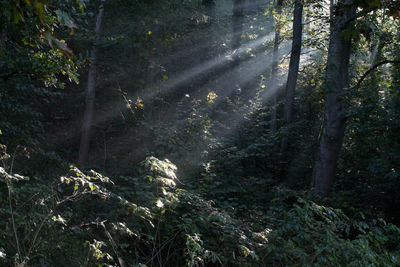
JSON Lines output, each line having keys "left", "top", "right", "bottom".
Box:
{"left": 44, "top": 33, "right": 289, "bottom": 154}
{"left": 151, "top": 32, "right": 275, "bottom": 96}
{"left": 84, "top": 40, "right": 293, "bottom": 168}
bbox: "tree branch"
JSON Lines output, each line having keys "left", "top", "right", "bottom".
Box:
{"left": 352, "top": 60, "right": 400, "bottom": 89}
{"left": 341, "top": 6, "right": 378, "bottom": 29}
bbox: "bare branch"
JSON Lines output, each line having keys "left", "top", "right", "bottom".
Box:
{"left": 352, "top": 60, "right": 400, "bottom": 89}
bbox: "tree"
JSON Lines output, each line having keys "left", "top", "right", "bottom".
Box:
{"left": 78, "top": 1, "right": 106, "bottom": 166}
{"left": 231, "top": 0, "right": 246, "bottom": 68}
{"left": 280, "top": 0, "right": 304, "bottom": 172}
{"left": 312, "top": 0, "right": 356, "bottom": 193}
{"left": 0, "top": 0, "right": 80, "bottom": 148}
{"left": 269, "top": 0, "right": 283, "bottom": 133}
{"left": 312, "top": 0, "right": 400, "bottom": 194}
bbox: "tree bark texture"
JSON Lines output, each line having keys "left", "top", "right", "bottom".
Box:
{"left": 312, "top": 0, "right": 356, "bottom": 194}
{"left": 269, "top": 0, "right": 283, "bottom": 133}
{"left": 280, "top": 0, "right": 303, "bottom": 157}
{"left": 78, "top": 1, "right": 105, "bottom": 166}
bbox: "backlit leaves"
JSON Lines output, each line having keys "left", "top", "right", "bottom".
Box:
{"left": 207, "top": 92, "right": 218, "bottom": 104}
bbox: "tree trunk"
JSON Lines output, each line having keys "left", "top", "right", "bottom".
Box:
{"left": 231, "top": 0, "right": 245, "bottom": 68}
{"left": 280, "top": 0, "right": 303, "bottom": 157}
{"left": 269, "top": 0, "right": 283, "bottom": 133}
{"left": 78, "top": 1, "right": 105, "bottom": 166}
{"left": 312, "top": 0, "right": 356, "bottom": 194}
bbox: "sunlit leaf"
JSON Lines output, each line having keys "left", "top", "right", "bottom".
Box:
{"left": 207, "top": 92, "right": 218, "bottom": 104}
{"left": 156, "top": 199, "right": 164, "bottom": 208}
{"left": 52, "top": 39, "right": 74, "bottom": 57}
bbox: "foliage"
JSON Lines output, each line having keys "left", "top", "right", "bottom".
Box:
{"left": 2, "top": 0, "right": 400, "bottom": 266}
{"left": 262, "top": 195, "right": 400, "bottom": 266}
{"left": 0, "top": 154, "right": 258, "bottom": 266}
{"left": 0, "top": 0, "right": 85, "bottom": 149}
{"left": 2, "top": 152, "right": 400, "bottom": 266}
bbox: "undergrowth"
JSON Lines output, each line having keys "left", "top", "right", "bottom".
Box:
{"left": 1, "top": 146, "right": 399, "bottom": 266}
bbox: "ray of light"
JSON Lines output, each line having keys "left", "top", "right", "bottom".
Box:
{"left": 195, "top": 40, "right": 291, "bottom": 99}
{"left": 45, "top": 35, "right": 289, "bottom": 151}
{"left": 87, "top": 42, "right": 294, "bottom": 167}
{"left": 150, "top": 32, "right": 275, "bottom": 96}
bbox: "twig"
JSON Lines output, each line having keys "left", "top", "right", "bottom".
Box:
{"left": 103, "top": 130, "right": 107, "bottom": 171}
{"left": 351, "top": 60, "right": 400, "bottom": 89}
{"left": 145, "top": 230, "right": 182, "bottom": 266}
{"left": 7, "top": 145, "right": 22, "bottom": 264}
{"left": 163, "top": 230, "right": 181, "bottom": 266}
{"left": 84, "top": 244, "right": 91, "bottom": 267}
{"left": 101, "top": 222, "right": 125, "bottom": 267}
{"left": 25, "top": 190, "right": 83, "bottom": 262}
{"left": 9, "top": 145, "right": 20, "bottom": 175}
{"left": 150, "top": 220, "right": 161, "bottom": 267}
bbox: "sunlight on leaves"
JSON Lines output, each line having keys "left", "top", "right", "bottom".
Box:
{"left": 207, "top": 92, "right": 218, "bottom": 104}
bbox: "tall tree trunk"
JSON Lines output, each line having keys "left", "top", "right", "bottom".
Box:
{"left": 78, "top": 1, "right": 105, "bottom": 166}
{"left": 231, "top": 0, "right": 245, "bottom": 68}
{"left": 280, "top": 0, "right": 303, "bottom": 172}
{"left": 312, "top": 0, "right": 356, "bottom": 194}
{"left": 269, "top": 0, "right": 283, "bottom": 133}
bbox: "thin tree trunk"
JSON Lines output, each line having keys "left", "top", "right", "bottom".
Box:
{"left": 269, "top": 0, "right": 283, "bottom": 133}
{"left": 78, "top": 1, "right": 105, "bottom": 166}
{"left": 312, "top": 0, "right": 356, "bottom": 194}
{"left": 280, "top": 0, "right": 303, "bottom": 155}
{"left": 231, "top": 0, "right": 245, "bottom": 67}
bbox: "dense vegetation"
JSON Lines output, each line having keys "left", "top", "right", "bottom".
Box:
{"left": 1, "top": 0, "right": 400, "bottom": 266}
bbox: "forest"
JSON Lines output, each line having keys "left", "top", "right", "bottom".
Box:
{"left": 1, "top": 0, "right": 400, "bottom": 266}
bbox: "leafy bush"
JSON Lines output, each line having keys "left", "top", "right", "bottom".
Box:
{"left": 2, "top": 148, "right": 400, "bottom": 266}
{"left": 261, "top": 197, "right": 400, "bottom": 266}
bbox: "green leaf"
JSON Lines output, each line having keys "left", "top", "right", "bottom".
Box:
{"left": 69, "top": 73, "right": 79, "bottom": 84}
{"left": 88, "top": 183, "right": 94, "bottom": 191}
